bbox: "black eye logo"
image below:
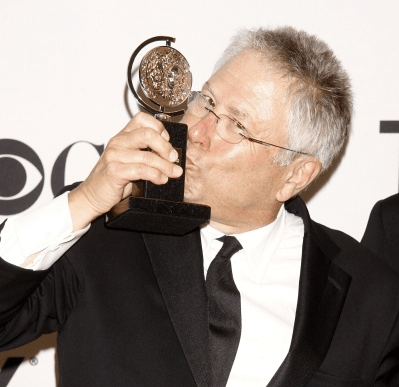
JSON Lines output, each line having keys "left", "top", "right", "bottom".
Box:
{"left": 51, "top": 141, "right": 104, "bottom": 196}
{"left": 0, "top": 139, "right": 44, "bottom": 215}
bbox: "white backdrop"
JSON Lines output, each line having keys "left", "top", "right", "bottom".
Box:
{"left": 1, "top": 0, "right": 398, "bottom": 385}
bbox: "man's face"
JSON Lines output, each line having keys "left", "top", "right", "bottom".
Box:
{"left": 182, "top": 51, "right": 292, "bottom": 231}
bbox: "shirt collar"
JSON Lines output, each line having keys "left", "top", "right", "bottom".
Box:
{"left": 201, "top": 206, "right": 296, "bottom": 281}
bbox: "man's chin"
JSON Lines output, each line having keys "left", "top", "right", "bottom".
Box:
{"left": 183, "top": 181, "right": 207, "bottom": 205}
{"left": 183, "top": 191, "right": 203, "bottom": 205}
{"left": 183, "top": 195, "right": 198, "bottom": 204}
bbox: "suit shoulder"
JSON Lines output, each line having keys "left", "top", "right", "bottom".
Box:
{"left": 365, "top": 193, "right": 399, "bottom": 244}
{"left": 379, "top": 193, "right": 399, "bottom": 217}
{"left": 366, "top": 193, "right": 399, "bottom": 221}
{"left": 381, "top": 192, "right": 399, "bottom": 207}
{"left": 316, "top": 221, "right": 399, "bottom": 285}
{"left": 313, "top": 220, "right": 361, "bottom": 253}
{"left": 63, "top": 214, "right": 148, "bottom": 273}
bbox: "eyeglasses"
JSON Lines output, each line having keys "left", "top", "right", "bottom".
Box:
{"left": 185, "top": 91, "right": 309, "bottom": 155}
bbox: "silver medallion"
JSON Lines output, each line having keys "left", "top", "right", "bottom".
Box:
{"left": 139, "top": 46, "right": 192, "bottom": 108}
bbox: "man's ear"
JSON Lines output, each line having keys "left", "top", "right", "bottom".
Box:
{"left": 276, "top": 159, "right": 322, "bottom": 202}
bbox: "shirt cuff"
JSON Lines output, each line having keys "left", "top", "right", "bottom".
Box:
{"left": 0, "top": 192, "right": 90, "bottom": 270}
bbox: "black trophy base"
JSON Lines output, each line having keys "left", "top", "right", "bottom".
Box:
{"left": 106, "top": 197, "right": 211, "bottom": 235}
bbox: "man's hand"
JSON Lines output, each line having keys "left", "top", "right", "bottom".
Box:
{"left": 68, "top": 113, "right": 183, "bottom": 231}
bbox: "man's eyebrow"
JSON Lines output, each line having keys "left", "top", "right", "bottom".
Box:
{"left": 203, "top": 82, "right": 252, "bottom": 122}
{"left": 226, "top": 104, "right": 251, "bottom": 121}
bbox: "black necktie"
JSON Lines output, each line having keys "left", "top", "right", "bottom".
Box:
{"left": 206, "top": 235, "right": 243, "bottom": 387}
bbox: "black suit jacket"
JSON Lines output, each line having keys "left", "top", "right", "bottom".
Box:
{"left": 361, "top": 193, "right": 399, "bottom": 276}
{"left": 1, "top": 196, "right": 399, "bottom": 387}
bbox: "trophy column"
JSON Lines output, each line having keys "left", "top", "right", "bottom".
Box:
{"left": 106, "top": 36, "right": 210, "bottom": 235}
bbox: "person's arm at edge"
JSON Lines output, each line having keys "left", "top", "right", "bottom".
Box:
{"left": 0, "top": 189, "right": 90, "bottom": 270}
{"left": 0, "top": 113, "right": 182, "bottom": 270}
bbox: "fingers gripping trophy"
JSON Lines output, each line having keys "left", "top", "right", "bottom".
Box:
{"left": 107, "top": 36, "right": 211, "bottom": 235}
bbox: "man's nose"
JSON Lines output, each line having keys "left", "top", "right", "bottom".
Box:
{"left": 187, "top": 114, "right": 215, "bottom": 150}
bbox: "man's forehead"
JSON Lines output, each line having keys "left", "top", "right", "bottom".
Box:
{"left": 202, "top": 64, "right": 278, "bottom": 124}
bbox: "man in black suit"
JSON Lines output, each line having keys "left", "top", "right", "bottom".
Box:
{"left": 361, "top": 193, "right": 399, "bottom": 274}
{"left": 1, "top": 27, "right": 399, "bottom": 387}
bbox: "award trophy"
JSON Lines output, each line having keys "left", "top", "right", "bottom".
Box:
{"left": 106, "top": 36, "right": 211, "bottom": 235}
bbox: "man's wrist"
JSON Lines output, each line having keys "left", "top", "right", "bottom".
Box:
{"left": 68, "top": 185, "right": 102, "bottom": 232}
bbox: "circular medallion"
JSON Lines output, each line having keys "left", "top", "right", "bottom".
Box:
{"left": 139, "top": 46, "right": 192, "bottom": 107}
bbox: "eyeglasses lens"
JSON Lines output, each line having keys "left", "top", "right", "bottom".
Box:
{"left": 186, "top": 93, "right": 244, "bottom": 144}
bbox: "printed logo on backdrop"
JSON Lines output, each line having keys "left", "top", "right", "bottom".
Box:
{"left": 0, "top": 139, "right": 104, "bottom": 216}
{"left": 380, "top": 121, "right": 399, "bottom": 134}
{"left": 0, "top": 140, "right": 44, "bottom": 216}
{"left": 380, "top": 121, "right": 399, "bottom": 190}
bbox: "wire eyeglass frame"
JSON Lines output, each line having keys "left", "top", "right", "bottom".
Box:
{"left": 186, "top": 91, "right": 310, "bottom": 156}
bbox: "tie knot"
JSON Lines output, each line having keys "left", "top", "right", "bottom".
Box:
{"left": 216, "top": 235, "right": 243, "bottom": 259}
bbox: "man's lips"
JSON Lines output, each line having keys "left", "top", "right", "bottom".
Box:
{"left": 185, "top": 156, "right": 196, "bottom": 169}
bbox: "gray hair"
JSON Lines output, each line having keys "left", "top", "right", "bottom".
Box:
{"left": 214, "top": 27, "right": 353, "bottom": 171}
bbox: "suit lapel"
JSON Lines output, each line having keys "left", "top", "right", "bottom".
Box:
{"left": 142, "top": 197, "right": 352, "bottom": 387}
{"left": 142, "top": 231, "right": 209, "bottom": 387}
{"left": 267, "top": 197, "right": 352, "bottom": 387}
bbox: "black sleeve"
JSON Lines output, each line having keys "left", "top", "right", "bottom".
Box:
{"left": 361, "top": 200, "right": 386, "bottom": 259}
{"left": 361, "top": 194, "right": 399, "bottom": 275}
{"left": 0, "top": 249, "right": 82, "bottom": 352}
{"left": 374, "top": 310, "right": 399, "bottom": 386}
{"left": 0, "top": 182, "right": 83, "bottom": 351}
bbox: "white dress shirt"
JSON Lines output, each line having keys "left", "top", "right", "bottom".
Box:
{"left": 0, "top": 192, "right": 89, "bottom": 270}
{"left": 201, "top": 207, "right": 303, "bottom": 386}
{"left": 0, "top": 197, "right": 304, "bottom": 386}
